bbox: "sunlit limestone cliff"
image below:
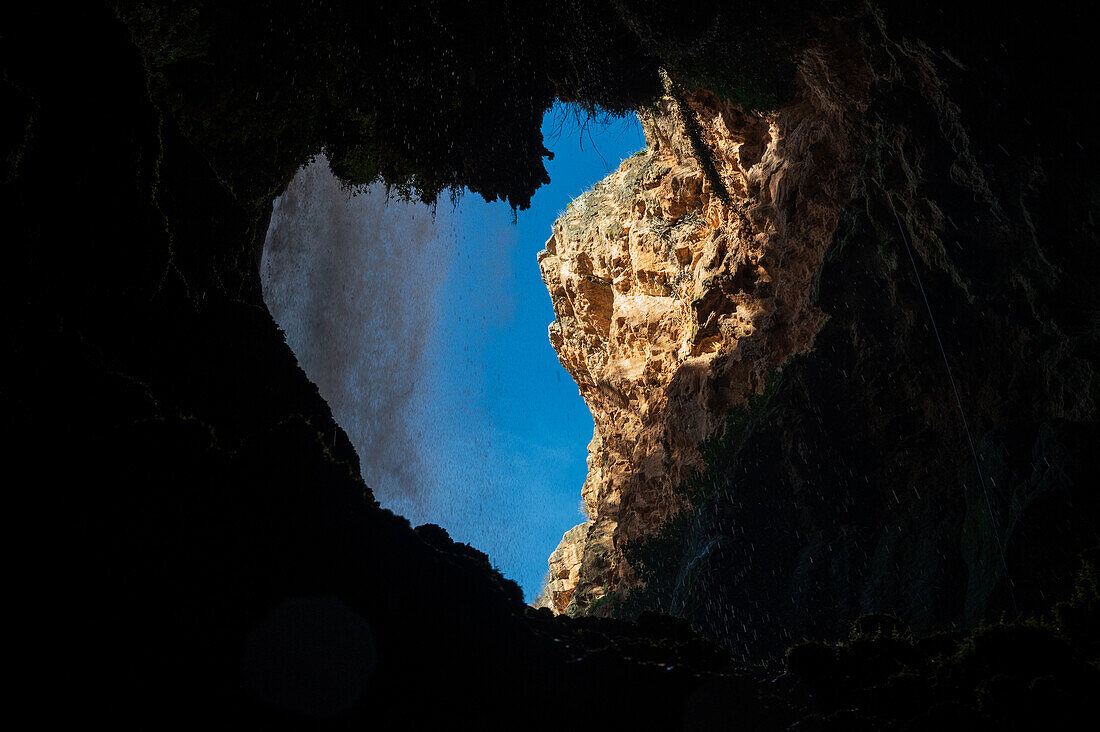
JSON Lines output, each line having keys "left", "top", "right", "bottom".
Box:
{"left": 537, "top": 54, "right": 869, "bottom": 613}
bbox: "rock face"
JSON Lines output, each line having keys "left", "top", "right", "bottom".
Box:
{"left": 534, "top": 522, "right": 591, "bottom": 612}
{"left": 538, "top": 53, "right": 869, "bottom": 613}
{"left": 542, "top": 14, "right": 1099, "bottom": 660}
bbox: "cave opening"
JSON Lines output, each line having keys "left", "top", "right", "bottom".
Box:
{"left": 260, "top": 102, "right": 645, "bottom": 602}
{"left": 9, "top": 3, "right": 1098, "bottom": 726}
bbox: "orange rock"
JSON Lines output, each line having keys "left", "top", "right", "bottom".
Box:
{"left": 537, "top": 50, "right": 870, "bottom": 614}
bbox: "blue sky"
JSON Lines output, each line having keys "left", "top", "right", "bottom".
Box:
{"left": 263, "top": 103, "right": 646, "bottom": 602}
{"left": 401, "top": 105, "right": 646, "bottom": 600}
